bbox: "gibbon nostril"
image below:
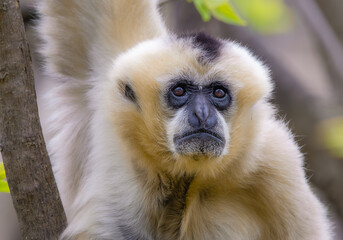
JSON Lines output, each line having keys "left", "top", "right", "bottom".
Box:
{"left": 188, "top": 94, "right": 217, "bottom": 129}
{"left": 195, "top": 102, "right": 209, "bottom": 123}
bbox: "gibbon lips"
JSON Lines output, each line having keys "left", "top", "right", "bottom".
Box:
{"left": 173, "top": 129, "right": 225, "bottom": 156}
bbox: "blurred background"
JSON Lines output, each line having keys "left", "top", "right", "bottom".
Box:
{"left": 1, "top": 0, "right": 342, "bottom": 239}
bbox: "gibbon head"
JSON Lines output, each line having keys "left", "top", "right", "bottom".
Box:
{"left": 105, "top": 32, "right": 272, "bottom": 177}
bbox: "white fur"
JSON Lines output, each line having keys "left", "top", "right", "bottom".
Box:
{"left": 38, "top": 1, "right": 332, "bottom": 239}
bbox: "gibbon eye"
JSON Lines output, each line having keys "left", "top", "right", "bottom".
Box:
{"left": 167, "top": 82, "right": 190, "bottom": 109}
{"left": 210, "top": 84, "right": 231, "bottom": 111}
{"left": 213, "top": 88, "right": 226, "bottom": 98}
{"left": 172, "top": 86, "right": 186, "bottom": 97}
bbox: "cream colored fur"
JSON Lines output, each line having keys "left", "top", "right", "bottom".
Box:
{"left": 38, "top": 0, "right": 332, "bottom": 239}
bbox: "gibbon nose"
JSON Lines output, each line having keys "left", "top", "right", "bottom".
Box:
{"left": 188, "top": 94, "right": 217, "bottom": 129}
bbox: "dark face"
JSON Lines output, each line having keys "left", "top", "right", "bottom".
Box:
{"left": 166, "top": 79, "right": 231, "bottom": 157}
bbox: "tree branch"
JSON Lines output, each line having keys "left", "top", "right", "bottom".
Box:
{"left": 0, "top": 0, "right": 67, "bottom": 239}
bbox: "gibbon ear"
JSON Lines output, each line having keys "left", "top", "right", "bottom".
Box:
{"left": 119, "top": 81, "right": 138, "bottom": 104}
{"left": 124, "top": 84, "right": 137, "bottom": 103}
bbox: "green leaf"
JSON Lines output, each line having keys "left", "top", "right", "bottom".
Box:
{"left": 0, "top": 163, "right": 6, "bottom": 180}
{"left": 188, "top": 0, "right": 246, "bottom": 25}
{"left": 193, "top": 0, "right": 211, "bottom": 22}
{"left": 204, "top": 0, "right": 246, "bottom": 25}
{"left": 317, "top": 117, "right": 343, "bottom": 159}
{"left": 231, "top": 0, "right": 292, "bottom": 34}
{"left": 0, "top": 180, "right": 10, "bottom": 193}
{"left": 187, "top": 0, "right": 291, "bottom": 33}
{"left": 0, "top": 163, "right": 10, "bottom": 193}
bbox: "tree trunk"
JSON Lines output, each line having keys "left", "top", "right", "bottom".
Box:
{"left": 0, "top": 0, "right": 67, "bottom": 239}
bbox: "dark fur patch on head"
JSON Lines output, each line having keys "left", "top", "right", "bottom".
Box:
{"left": 179, "top": 32, "right": 222, "bottom": 63}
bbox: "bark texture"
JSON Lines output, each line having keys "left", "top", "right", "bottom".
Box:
{"left": 0, "top": 0, "right": 67, "bottom": 239}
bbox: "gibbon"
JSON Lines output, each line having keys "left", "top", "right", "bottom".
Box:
{"left": 37, "top": 0, "right": 332, "bottom": 239}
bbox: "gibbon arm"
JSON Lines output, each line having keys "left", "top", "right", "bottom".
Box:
{"left": 38, "top": 0, "right": 166, "bottom": 79}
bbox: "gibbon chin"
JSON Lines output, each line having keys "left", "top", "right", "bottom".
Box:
{"left": 38, "top": 0, "right": 332, "bottom": 239}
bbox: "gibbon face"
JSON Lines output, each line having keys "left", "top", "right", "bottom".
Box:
{"left": 105, "top": 33, "right": 272, "bottom": 177}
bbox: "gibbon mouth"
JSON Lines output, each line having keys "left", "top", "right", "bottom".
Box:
{"left": 174, "top": 129, "right": 225, "bottom": 146}
{"left": 173, "top": 129, "right": 225, "bottom": 156}
{"left": 175, "top": 129, "right": 225, "bottom": 143}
